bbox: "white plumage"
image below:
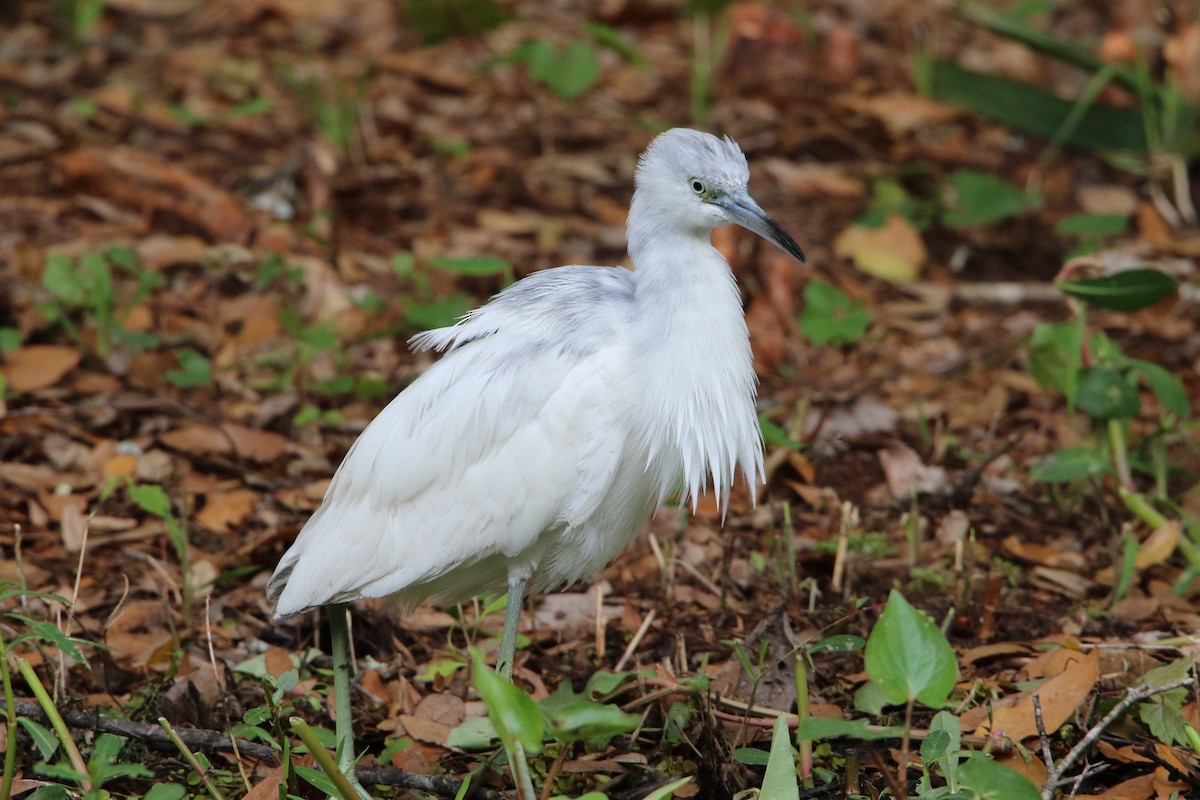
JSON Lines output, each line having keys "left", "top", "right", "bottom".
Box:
{"left": 268, "top": 128, "right": 805, "bottom": 669}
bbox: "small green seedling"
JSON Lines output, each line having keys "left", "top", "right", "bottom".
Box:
{"left": 799, "top": 281, "right": 870, "bottom": 346}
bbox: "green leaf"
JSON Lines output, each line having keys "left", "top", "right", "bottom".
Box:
{"left": 1127, "top": 358, "right": 1190, "bottom": 418}
{"left": 582, "top": 20, "right": 646, "bottom": 65}
{"left": 446, "top": 716, "right": 499, "bottom": 750}
{"left": 1056, "top": 268, "right": 1177, "bottom": 311}
{"left": 427, "top": 255, "right": 511, "bottom": 277}
{"left": 1055, "top": 212, "right": 1129, "bottom": 237}
{"left": 731, "top": 746, "right": 771, "bottom": 766}
{"left": 800, "top": 280, "right": 871, "bottom": 346}
{"left": 471, "top": 652, "right": 544, "bottom": 754}
{"left": 128, "top": 483, "right": 173, "bottom": 519}
{"left": 808, "top": 634, "right": 866, "bottom": 655}
{"left": 17, "top": 717, "right": 61, "bottom": 760}
{"left": 413, "top": 658, "right": 466, "bottom": 682}
{"left": 863, "top": 590, "right": 958, "bottom": 709}
{"left": 919, "top": 728, "right": 952, "bottom": 763}
{"left": 525, "top": 40, "right": 601, "bottom": 100}
{"left": 942, "top": 169, "right": 1037, "bottom": 228}
{"left": 759, "top": 415, "right": 802, "bottom": 450}
{"left": 405, "top": 294, "right": 471, "bottom": 331}
{"left": 1027, "top": 320, "right": 1083, "bottom": 404}
{"left": 42, "top": 254, "right": 87, "bottom": 306}
{"left": 958, "top": 755, "right": 1041, "bottom": 800}
{"left": 546, "top": 700, "right": 640, "bottom": 745}
{"left": 0, "top": 327, "right": 22, "bottom": 352}
{"left": 8, "top": 615, "right": 91, "bottom": 666}
{"left": 295, "top": 764, "right": 337, "bottom": 794}
{"left": 309, "top": 375, "right": 356, "bottom": 395}
{"left": 1076, "top": 365, "right": 1140, "bottom": 419}
{"left": 928, "top": 61, "right": 1150, "bottom": 152}
{"left": 144, "top": 784, "right": 187, "bottom": 800}
{"left": 641, "top": 777, "right": 693, "bottom": 800}
{"left": 1140, "top": 696, "right": 1189, "bottom": 745}
{"left": 165, "top": 347, "right": 213, "bottom": 388}
{"left": 761, "top": 714, "right": 799, "bottom": 800}
{"left": 1029, "top": 446, "right": 1110, "bottom": 483}
{"left": 795, "top": 716, "right": 904, "bottom": 741}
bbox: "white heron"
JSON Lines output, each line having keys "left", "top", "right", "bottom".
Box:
{"left": 267, "top": 128, "right": 805, "bottom": 792}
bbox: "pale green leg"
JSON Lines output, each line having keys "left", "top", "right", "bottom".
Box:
{"left": 497, "top": 570, "right": 528, "bottom": 680}
{"left": 329, "top": 604, "right": 371, "bottom": 799}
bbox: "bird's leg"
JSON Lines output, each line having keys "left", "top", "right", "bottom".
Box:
{"left": 496, "top": 568, "right": 530, "bottom": 680}
{"left": 328, "top": 604, "right": 371, "bottom": 799}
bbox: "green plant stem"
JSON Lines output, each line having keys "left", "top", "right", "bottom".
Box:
{"left": 159, "top": 716, "right": 228, "bottom": 800}
{"left": 1106, "top": 419, "right": 1134, "bottom": 491}
{"left": 794, "top": 654, "right": 812, "bottom": 785}
{"left": 510, "top": 739, "right": 536, "bottom": 800}
{"left": 1, "top": 635, "right": 16, "bottom": 800}
{"left": 289, "top": 716, "right": 363, "bottom": 800}
{"left": 17, "top": 658, "right": 90, "bottom": 790}
{"left": 328, "top": 604, "right": 370, "bottom": 798}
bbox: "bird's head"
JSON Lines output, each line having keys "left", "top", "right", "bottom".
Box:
{"left": 632, "top": 128, "right": 806, "bottom": 264}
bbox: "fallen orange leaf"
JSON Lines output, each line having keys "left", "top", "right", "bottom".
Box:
{"left": 1, "top": 345, "right": 81, "bottom": 392}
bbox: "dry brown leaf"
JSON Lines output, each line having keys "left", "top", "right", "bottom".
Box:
{"left": 834, "top": 213, "right": 926, "bottom": 281}
{"left": 398, "top": 713, "right": 452, "bottom": 746}
{"left": 878, "top": 442, "right": 947, "bottom": 498}
{"left": 159, "top": 424, "right": 234, "bottom": 456}
{"left": 60, "top": 501, "right": 87, "bottom": 552}
{"left": 196, "top": 489, "right": 260, "bottom": 533}
{"left": 841, "top": 93, "right": 959, "bottom": 137}
{"left": 60, "top": 146, "right": 247, "bottom": 240}
{"left": 1136, "top": 521, "right": 1182, "bottom": 568}
{"left": 1073, "top": 772, "right": 1154, "bottom": 800}
{"left": 977, "top": 647, "right": 1099, "bottom": 741}
{"left": 1, "top": 345, "right": 81, "bottom": 392}
{"left": 264, "top": 646, "right": 294, "bottom": 679}
{"left": 223, "top": 423, "right": 289, "bottom": 463}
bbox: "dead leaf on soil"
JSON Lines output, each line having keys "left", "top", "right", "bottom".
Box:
{"left": 1, "top": 345, "right": 81, "bottom": 392}
{"left": 841, "top": 92, "right": 960, "bottom": 137}
{"left": 971, "top": 647, "right": 1100, "bottom": 742}
{"left": 834, "top": 213, "right": 927, "bottom": 281}
{"left": 196, "top": 489, "right": 260, "bottom": 533}
{"left": 878, "top": 442, "right": 947, "bottom": 498}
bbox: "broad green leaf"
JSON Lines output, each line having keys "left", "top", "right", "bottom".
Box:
{"left": 144, "top": 784, "right": 187, "bottom": 800}
{"left": 129, "top": 483, "right": 173, "bottom": 519}
{"left": 472, "top": 653, "right": 544, "bottom": 754}
{"left": 17, "top": 717, "right": 61, "bottom": 760}
{"left": 165, "top": 347, "right": 213, "bottom": 388}
{"left": 864, "top": 590, "right": 957, "bottom": 709}
{"left": 761, "top": 714, "right": 799, "bottom": 800}
{"left": 405, "top": 294, "right": 471, "bottom": 331}
{"left": 1029, "top": 446, "right": 1110, "bottom": 483}
{"left": 958, "top": 755, "right": 1041, "bottom": 800}
{"left": 1126, "top": 358, "right": 1191, "bottom": 418}
{"left": 446, "top": 716, "right": 499, "bottom": 750}
{"left": 295, "top": 764, "right": 337, "bottom": 795}
{"left": 43, "top": 255, "right": 87, "bottom": 306}
{"left": 759, "top": 415, "right": 802, "bottom": 450}
{"left": 851, "top": 679, "right": 891, "bottom": 716}
{"left": 1139, "top": 696, "right": 1189, "bottom": 745}
{"left": 0, "top": 327, "right": 21, "bottom": 352}
{"left": 546, "top": 700, "right": 639, "bottom": 744}
{"left": 943, "top": 169, "right": 1037, "bottom": 228}
{"left": 1057, "top": 268, "right": 1177, "bottom": 311}
{"left": 413, "top": 658, "right": 465, "bottom": 683}
{"left": 1076, "top": 365, "right": 1140, "bottom": 419}
{"left": 526, "top": 40, "right": 601, "bottom": 100}
{"left": 919, "top": 729, "right": 952, "bottom": 763}
{"left": 1055, "top": 212, "right": 1129, "bottom": 237}
{"left": 800, "top": 280, "right": 871, "bottom": 346}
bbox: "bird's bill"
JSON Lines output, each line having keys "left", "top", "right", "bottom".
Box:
{"left": 718, "top": 192, "right": 807, "bottom": 264}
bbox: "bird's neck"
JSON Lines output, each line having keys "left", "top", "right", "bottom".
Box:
{"left": 626, "top": 230, "right": 762, "bottom": 512}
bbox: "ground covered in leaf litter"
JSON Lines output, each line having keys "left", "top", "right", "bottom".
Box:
{"left": 0, "top": 0, "right": 1199, "bottom": 798}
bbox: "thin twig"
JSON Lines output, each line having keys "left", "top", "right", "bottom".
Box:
{"left": 1041, "top": 676, "right": 1197, "bottom": 800}
{"left": 1032, "top": 693, "right": 1054, "bottom": 774}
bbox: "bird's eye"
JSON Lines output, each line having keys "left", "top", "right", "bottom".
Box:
{"left": 690, "top": 178, "right": 707, "bottom": 195}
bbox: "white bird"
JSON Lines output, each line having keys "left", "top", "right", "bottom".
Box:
{"left": 267, "top": 128, "right": 805, "bottom": 792}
